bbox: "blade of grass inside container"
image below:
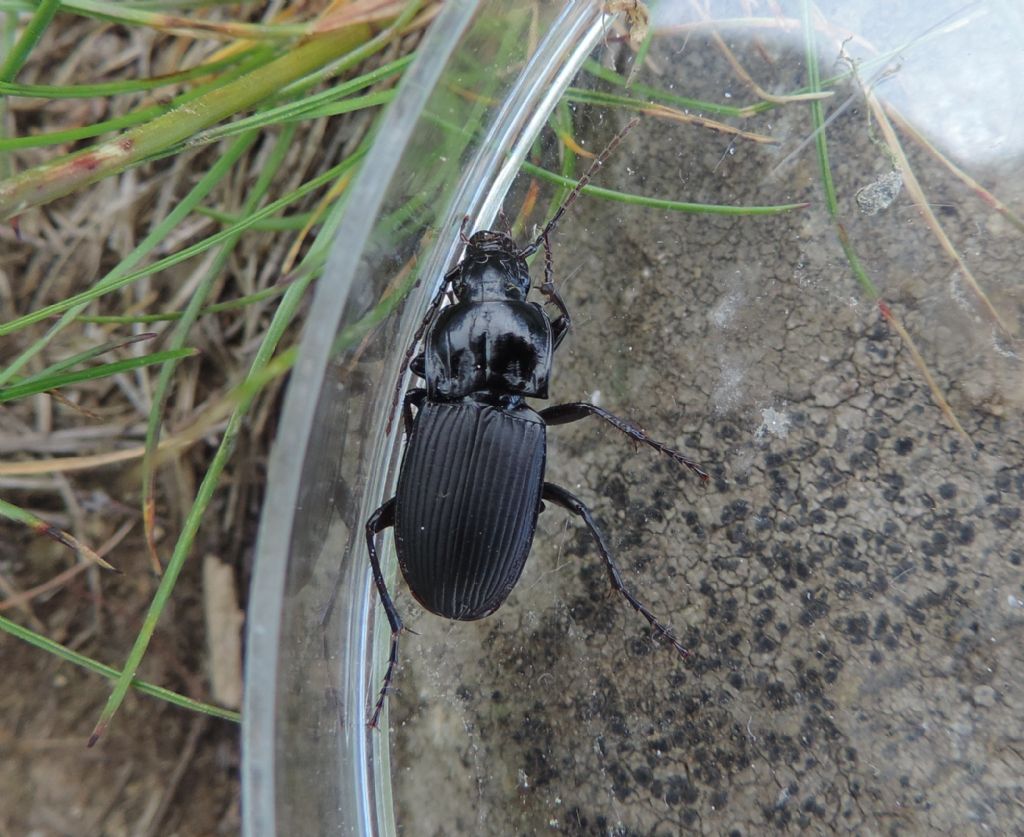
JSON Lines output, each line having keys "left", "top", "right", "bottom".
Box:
{"left": 521, "top": 162, "right": 807, "bottom": 215}
{"left": 800, "top": 0, "right": 970, "bottom": 446}
{"left": 867, "top": 93, "right": 1014, "bottom": 339}
{"left": 564, "top": 89, "right": 778, "bottom": 144}
{"left": 582, "top": 59, "right": 773, "bottom": 119}
{"left": 883, "top": 104, "right": 1024, "bottom": 235}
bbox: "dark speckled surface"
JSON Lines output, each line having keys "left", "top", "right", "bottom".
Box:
{"left": 388, "top": 6, "right": 1024, "bottom": 834}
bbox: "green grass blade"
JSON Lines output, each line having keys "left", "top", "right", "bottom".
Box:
{"left": 89, "top": 233, "right": 322, "bottom": 746}
{"left": 0, "top": 50, "right": 256, "bottom": 97}
{"left": 0, "top": 497, "right": 113, "bottom": 569}
{"left": 0, "top": 131, "right": 256, "bottom": 385}
{"left": 76, "top": 282, "right": 294, "bottom": 325}
{"left": 284, "top": 88, "right": 395, "bottom": 121}
{"left": 0, "top": 0, "right": 60, "bottom": 82}
{"left": 0, "top": 614, "right": 240, "bottom": 723}
{"left": 0, "top": 148, "right": 364, "bottom": 341}
{"left": 13, "top": 331, "right": 157, "bottom": 387}
{"left": 801, "top": 0, "right": 877, "bottom": 298}
{"left": 0, "top": 46, "right": 276, "bottom": 152}
{"left": 196, "top": 206, "right": 313, "bottom": 230}
{"left": 802, "top": 2, "right": 836, "bottom": 219}
{"left": 521, "top": 161, "right": 809, "bottom": 215}
{"left": 582, "top": 59, "right": 764, "bottom": 118}
{"left": 185, "top": 53, "right": 411, "bottom": 147}
{"left": 0, "top": 348, "right": 197, "bottom": 402}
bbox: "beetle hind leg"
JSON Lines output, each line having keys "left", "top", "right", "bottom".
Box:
{"left": 542, "top": 482, "right": 690, "bottom": 658}
{"left": 366, "top": 497, "right": 403, "bottom": 727}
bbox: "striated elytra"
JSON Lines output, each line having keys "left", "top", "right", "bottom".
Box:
{"left": 365, "top": 119, "right": 707, "bottom": 727}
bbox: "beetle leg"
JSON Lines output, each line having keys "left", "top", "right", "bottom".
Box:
{"left": 538, "top": 230, "right": 573, "bottom": 341}
{"left": 386, "top": 262, "right": 461, "bottom": 435}
{"left": 410, "top": 352, "right": 425, "bottom": 378}
{"left": 551, "top": 312, "right": 571, "bottom": 352}
{"left": 402, "top": 388, "right": 426, "bottom": 438}
{"left": 540, "top": 402, "right": 708, "bottom": 482}
{"left": 366, "top": 498, "right": 403, "bottom": 728}
{"left": 542, "top": 482, "right": 689, "bottom": 658}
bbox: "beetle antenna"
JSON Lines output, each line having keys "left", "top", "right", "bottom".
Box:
{"left": 521, "top": 116, "right": 639, "bottom": 257}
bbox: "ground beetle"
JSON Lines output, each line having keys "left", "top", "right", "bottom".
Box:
{"left": 365, "top": 119, "right": 707, "bottom": 726}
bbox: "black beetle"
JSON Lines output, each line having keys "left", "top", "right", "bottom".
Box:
{"left": 365, "top": 119, "right": 707, "bottom": 726}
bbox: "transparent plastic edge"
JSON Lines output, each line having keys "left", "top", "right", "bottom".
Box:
{"left": 241, "top": 3, "right": 481, "bottom": 835}
{"left": 364, "top": 2, "right": 617, "bottom": 832}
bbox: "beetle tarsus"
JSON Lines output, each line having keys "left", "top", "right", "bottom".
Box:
{"left": 539, "top": 401, "right": 708, "bottom": 482}
{"left": 542, "top": 482, "right": 689, "bottom": 658}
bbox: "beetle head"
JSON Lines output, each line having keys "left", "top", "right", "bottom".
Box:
{"left": 456, "top": 229, "right": 531, "bottom": 301}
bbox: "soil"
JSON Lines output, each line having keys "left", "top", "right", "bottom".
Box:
{"left": 385, "top": 8, "right": 1024, "bottom": 836}
{"left": 0, "top": 526, "right": 243, "bottom": 835}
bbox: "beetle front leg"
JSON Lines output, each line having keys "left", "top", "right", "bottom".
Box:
{"left": 401, "top": 387, "right": 426, "bottom": 438}
{"left": 542, "top": 482, "right": 689, "bottom": 658}
{"left": 538, "top": 229, "right": 572, "bottom": 352}
{"left": 551, "top": 313, "right": 570, "bottom": 352}
{"left": 366, "top": 497, "right": 403, "bottom": 728}
{"left": 540, "top": 402, "right": 708, "bottom": 482}
{"left": 385, "top": 262, "right": 461, "bottom": 435}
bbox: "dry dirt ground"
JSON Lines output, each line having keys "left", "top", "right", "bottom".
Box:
{"left": 0, "top": 560, "right": 242, "bottom": 835}
{"left": 0, "top": 6, "right": 346, "bottom": 834}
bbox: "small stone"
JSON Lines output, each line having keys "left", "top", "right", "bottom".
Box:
{"left": 973, "top": 685, "right": 996, "bottom": 707}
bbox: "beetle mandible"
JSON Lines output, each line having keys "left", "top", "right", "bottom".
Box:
{"left": 365, "top": 118, "right": 708, "bottom": 727}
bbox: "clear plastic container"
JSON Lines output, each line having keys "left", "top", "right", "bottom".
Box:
{"left": 245, "top": 2, "right": 1024, "bottom": 834}
{"left": 243, "top": 2, "right": 616, "bottom": 834}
